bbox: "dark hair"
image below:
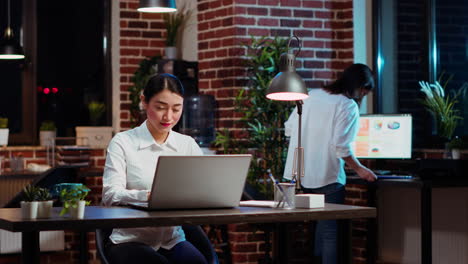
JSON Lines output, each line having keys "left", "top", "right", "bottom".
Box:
{"left": 143, "top": 73, "right": 184, "bottom": 103}
{"left": 323, "top": 63, "right": 375, "bottom": 97}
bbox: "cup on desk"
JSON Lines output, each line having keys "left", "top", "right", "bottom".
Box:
{"left": 274, "top": 183, "right": 295, "bottom": 209}
{"left": 10, "top": 156, "right": 24, "bottom": 172}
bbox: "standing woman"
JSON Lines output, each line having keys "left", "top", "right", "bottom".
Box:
{"left": 102, "top": 74, "right": 207, "bottom": 264}
{"left": 283, "top": 63, "right": 377, "bottom": 264}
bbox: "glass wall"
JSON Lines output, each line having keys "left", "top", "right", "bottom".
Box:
{"left": 435, "top": 0, "right": 468, "bottom": 136}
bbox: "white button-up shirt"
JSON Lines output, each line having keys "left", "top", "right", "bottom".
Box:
{"left": 102, "top": 120, "right": 202, "bottom": 250}
{"left": 283, "top": 88, "right": 360, "bottom": 188}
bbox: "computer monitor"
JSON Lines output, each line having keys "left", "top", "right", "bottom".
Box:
{"left": 352, "top": 114, "right": 412, "bottom": 159}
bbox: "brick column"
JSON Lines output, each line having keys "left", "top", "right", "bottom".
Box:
{"left": 197, "top": 1, "right": 355, "bottom": 263}
{"left": 198, "top": 0, "right": 354, "bottom": 133}
{"left": 119, "top": 0, "right": 166, "bottom": 130}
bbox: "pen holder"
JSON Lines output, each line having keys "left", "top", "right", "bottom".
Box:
{"left": 274, "top": 183, "right": 295, "bottom": 209}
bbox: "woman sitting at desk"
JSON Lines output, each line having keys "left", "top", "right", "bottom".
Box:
{"left": 102, "top": 74, "right": 206, "bottom": 264}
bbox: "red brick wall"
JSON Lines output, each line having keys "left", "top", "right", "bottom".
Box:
{"left": 197, "top": 0, "right": 354, "bottom": 132}
{"left": 197, "top": 0, "right": 355, "bottom": 262}
{"left": 119, "top": 0, "right": 166, "bottom": 130}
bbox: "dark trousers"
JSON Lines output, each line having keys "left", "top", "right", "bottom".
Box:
{"left": 302, "top": 182, "right": 346, "bottom": 264}
{"left": 105, "top": 240, "right": 208, "bottom": 264}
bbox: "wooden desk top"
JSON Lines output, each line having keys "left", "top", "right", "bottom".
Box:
{"left": 0, "top": 204, "right": 376, "bottom": 232}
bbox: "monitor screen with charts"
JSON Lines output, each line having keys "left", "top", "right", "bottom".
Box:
{"left": 351, "top": 114, "right": 412, "bottom": 159}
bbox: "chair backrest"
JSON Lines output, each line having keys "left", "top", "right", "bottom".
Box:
{"left": 182, "top": 225, "right": 219, "bottom": 264}
{"left": 95, "top": 226, "right": 218, "bottom": 264}
{"left": 95, "top": 228, "right": 112, "bottom": 264}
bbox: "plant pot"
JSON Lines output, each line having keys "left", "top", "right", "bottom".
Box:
{"left": 37, "top": 200, "right": 53, "bottom": 218}
{"left": 75, "top": 126, "right": 113, "bottom": 148}
{"left": 40, "top": 131, "right": 56, "bottom": 147}
{"left": 164, "top": 46, "right": 177, "bottom": 59}
{"left": 0, "top": 128, "right": 9, "bottom": 146}
{"left": 452, "top": 149, "right": 461, "bottom": 160}
{"left": 70, "top": 200, "right": 86, "bottom": 219}
{"left": 21, "top": 201, "right": 38, "bottom": 219}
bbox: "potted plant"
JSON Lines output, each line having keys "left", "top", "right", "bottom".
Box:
{"left": 21, "top": 185, "right": 39, "bottom": 219}
{"left": 214, "top": 36, "right": 291, "bottom": 199}
{"left": 128, "top": 56, "right": 161, "bottom": 127}
{"left": 75, "top": 101, "right": 112, "bottom": 148}
{"left": 36, "top": 187, "right": 53, "bottom": 218}
{"left": 163, "top": 6, "right": 191, "bottom": 59}
{"left": 39, "top": 120, "right": 56, "bottom": 147}
{"left": 59, "top": 184, "right": 91, "bottom": 219}
{"left": 0, "top": 117, "right": 8, "bottom": 146}
{"left": 447, "top": 137, "right": 467, "bottom": 160}
{"left": 419, "top": 80, "right": 463, "bottom": 142}
{"left": 88, "top": 101, "right": 106, "bottom": 126}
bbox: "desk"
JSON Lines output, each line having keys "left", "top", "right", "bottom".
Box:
{"left": 348, "top": 176, "right": 468, "bottom": 264}
{"left": 0, "top": 204, "right": 376, "bottom": 264}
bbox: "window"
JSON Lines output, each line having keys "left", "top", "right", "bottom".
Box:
{"left": 374, "top": 0, "right": 467, "bottom": 147}
{"left": 0, "top": 0, "right": 111, "bottom": 145}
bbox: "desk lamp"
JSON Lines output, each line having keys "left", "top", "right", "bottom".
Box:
{"left": 138, "top": 0, "right": 177, "bottom": 13}
{"left": 266, "top": 36, "right": 308, "bottom": 191}
{"left": 0, "top": 0, "right": 25, "bottom": 60}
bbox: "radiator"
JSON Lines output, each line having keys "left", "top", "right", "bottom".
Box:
{"left": 0, "top": 230, "right": 65, "bottom": 254}
{"left": 0, "top": 175, "right": 36, "bottom": 207}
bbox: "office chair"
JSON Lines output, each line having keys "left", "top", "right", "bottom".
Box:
{"left": 96, "top": 226, "right": 219, "bottom": 264}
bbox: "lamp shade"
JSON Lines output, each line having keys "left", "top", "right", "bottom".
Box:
{"left": 266, "top": 53, "right": 308, "bottom": 101}
{"left": 0, "top": 28, "right": 25, "bottom": 60}
{"left": 138, "top": 0, "right": 177, "bottom": 13}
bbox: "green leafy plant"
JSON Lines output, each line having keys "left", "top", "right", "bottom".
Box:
{"left": 214, "top": 36, "right": 292, "bottom": 198}
{"left": 36, "top": 187, "right": 52, "bottom": 201}
{"left": 419, "top": 80, "right": 463, "bottom": 140}
{"left": 163, "top": 6, "right": 191, "bottom": 46}
{"left": 0, "top": 117, "right": 7, "bottom": 128}
{"left": 88, "top": 101, "right": 106, "bottom": 126}
{"left": 59, "top": 185, "right": 91, "bottom": 216}
{"left": 39, "top": 120, "right": 56, "bottom": 131}
{"left": 447, "top": 137, "right": 467, "bottom": 150}
{"left": 128, "top": 55, "right": 161, "bottom": 127}
{"left": 22, "top": 185, "right": 40, "bottom": 202}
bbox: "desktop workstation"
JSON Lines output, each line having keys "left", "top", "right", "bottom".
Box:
{"left": 346, "top": 114, "right": 468, "bottom": 263}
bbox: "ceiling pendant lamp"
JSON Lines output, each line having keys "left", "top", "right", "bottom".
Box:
{"left": 137, "top": 0, "right": 177, "bottom": 13}
{"left": 0, "top": 0, "right": 25, "bottom": 60}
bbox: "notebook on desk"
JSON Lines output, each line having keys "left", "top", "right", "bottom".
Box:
{"left": 128, "top": 154, "right": 252, "bottom": 210}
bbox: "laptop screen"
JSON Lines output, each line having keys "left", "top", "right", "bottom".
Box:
{"left": 146, "top": 155, "right": 252, "bottom": 209}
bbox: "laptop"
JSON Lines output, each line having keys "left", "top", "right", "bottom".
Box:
{"left": 128, "top": 154, "right": 252, "bottom": 210}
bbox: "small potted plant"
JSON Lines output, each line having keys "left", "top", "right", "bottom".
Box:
{"left": 88, "top": 101, "right": 106, "bottom": 126}
{"left": 447, "top": 137, "right": 467, "bottom": 160}
{"left": 0, "top": 117, "right": 8, "bottom": 146}
{"left": 21, "top": 185, "right": 39, "bottom": 219}
{"left": 59, "top": 184, "right": 91, "bottom": 219}
{"left": 75, "top": 101, "right": 112, "bottom": 147}
{"left": 36, "top": 187, "right": 53, "bottom": 218}
{"left": 163, "top": 6, "right": 191, "bottom": 59}
{"left": 39, "top": 120, "right": 56, "bottom": 147}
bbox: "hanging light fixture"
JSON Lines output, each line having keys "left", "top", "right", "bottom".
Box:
{"left": 266, "top": 36, "right": 308, "bottom": 191}
{"left": 137, "top": 0, "right": 177, "bottom": 13}
{"left": 0, "top": 0, "right": 25, "bottom": 60}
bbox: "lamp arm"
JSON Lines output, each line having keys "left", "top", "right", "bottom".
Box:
{"left": 294, "top": 100, "right": 304, "bottom": 191}
{"left": 287, "top": 35, "right": 302, "bottom": 57}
